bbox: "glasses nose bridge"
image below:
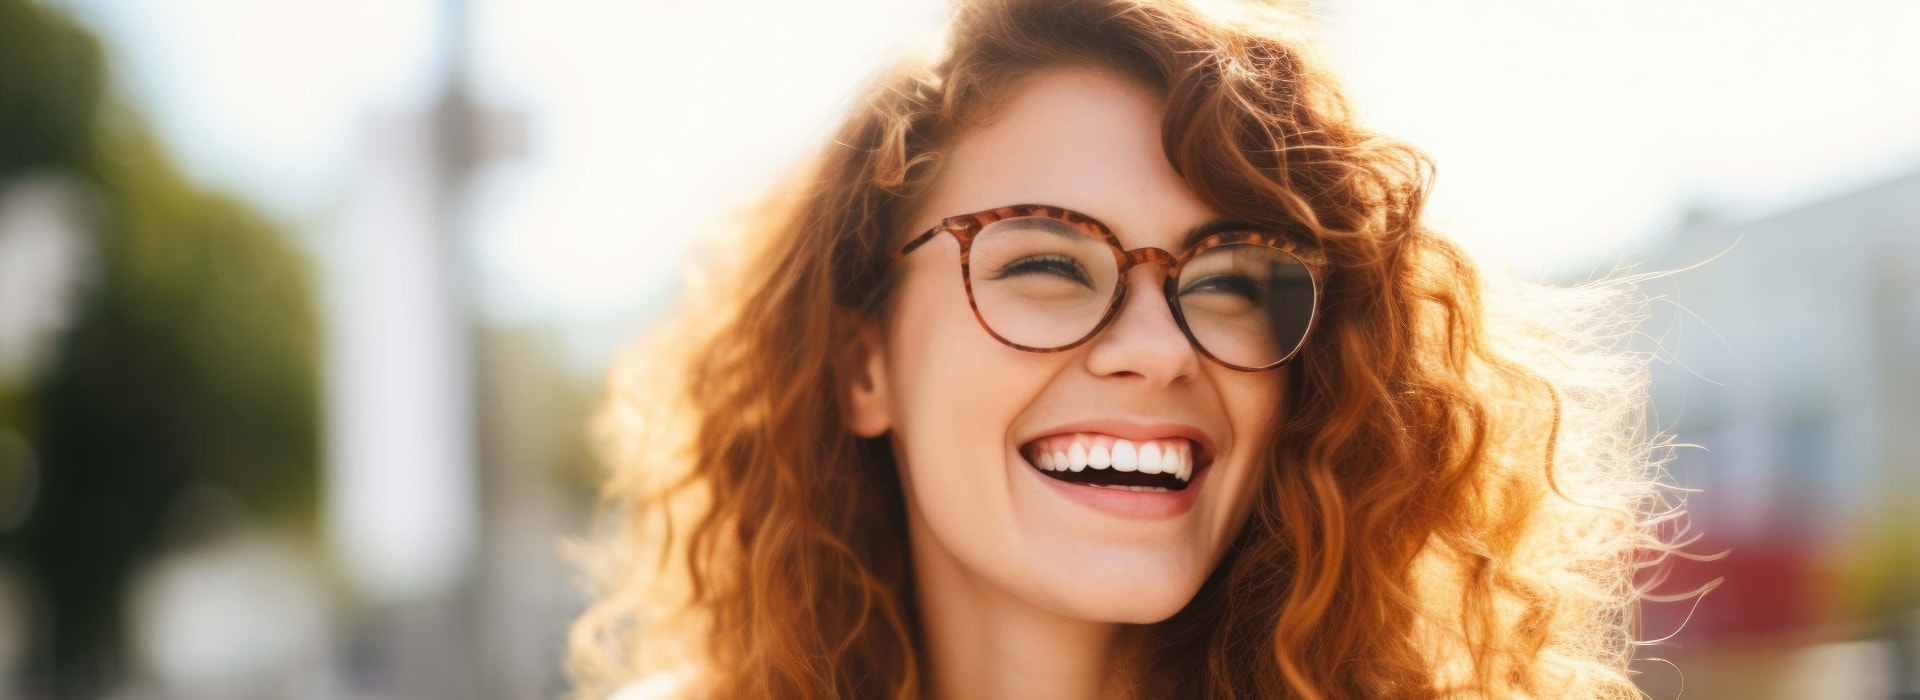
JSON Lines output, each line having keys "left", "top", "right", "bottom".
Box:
{"left": 1120, "top": 246, "right": 1177, "bottom": 273}
{"left": 1109, "top": 245, "right": 1184, "bottom": 326}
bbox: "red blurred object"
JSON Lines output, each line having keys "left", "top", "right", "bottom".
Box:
{"left": 1645, "top": 534, "right": 1821, "bottom": 647}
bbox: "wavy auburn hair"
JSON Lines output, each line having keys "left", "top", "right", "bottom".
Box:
{"left": 568, "top": 0, "right": 1681, "bottom": 697}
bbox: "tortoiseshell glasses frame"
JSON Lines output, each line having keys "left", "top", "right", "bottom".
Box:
{"left": 888, "top": 203, "right": 1327, "bottom": 371}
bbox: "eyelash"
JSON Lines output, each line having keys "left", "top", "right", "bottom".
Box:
{"left": 998, "top": 255, "right": 1094, "bottom": 286}
{"left": 1179, "top": 273, "right": 1265, "bottom": 301}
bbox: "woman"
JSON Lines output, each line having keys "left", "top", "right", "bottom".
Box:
{"left": 569, "top": 0, "right": 1676, "bottom": 697}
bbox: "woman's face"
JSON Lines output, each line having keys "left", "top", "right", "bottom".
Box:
{"left": 847, "top": 66, "right": 1286, "bottom": 623}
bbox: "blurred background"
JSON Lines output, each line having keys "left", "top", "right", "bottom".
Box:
{"left": 0, "top": 0, "right": 1914, "bottom": 697}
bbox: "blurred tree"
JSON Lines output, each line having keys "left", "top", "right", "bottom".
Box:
{"left": 0, "top": 0, "right": 320, "bottom": 695}
{"left": 0, "top": 0, "right": 99, "bottom": 173}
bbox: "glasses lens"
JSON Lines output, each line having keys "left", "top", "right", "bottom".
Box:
{"left": 1175, "top": 243, "right": 1315, "bottom": 368}
{"left": 967, "top": 216, "right": 1121, "bottom": 349}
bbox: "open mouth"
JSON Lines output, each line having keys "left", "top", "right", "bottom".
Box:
{"left": 1018, "top": 433, "right": 1212, "bottom": 492}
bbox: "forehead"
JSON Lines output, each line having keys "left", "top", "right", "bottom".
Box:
{"left": 911, "top": 65, "right": 1222, "bottom": 250}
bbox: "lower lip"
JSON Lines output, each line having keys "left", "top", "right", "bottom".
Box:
{"left": 1019, "top": 453, "right": 1210, "bottom": 519}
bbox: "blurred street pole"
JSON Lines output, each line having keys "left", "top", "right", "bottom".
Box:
{"left": 323, "top": 0, "right": 522, "bottom": 696}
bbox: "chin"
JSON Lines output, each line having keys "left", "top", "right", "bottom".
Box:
{"left": 1055, "top": 589, "right": 1197, "bottom": 625}
{"left": 1023, "top": 552, "right": 1209, "bottom": 624}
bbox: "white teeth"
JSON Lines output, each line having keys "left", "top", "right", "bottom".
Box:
{"left": 1028, "top": 435, "right": 1200, "bottom": 482}
{"left": 1111, "top": 441, "right": 1137, "bottom": 471}
{"left": 1110, "top": 440, "right": 1136, "bottom": 472}
{"left": 1137, "top": 442, "right": 1162, "bottom": 474}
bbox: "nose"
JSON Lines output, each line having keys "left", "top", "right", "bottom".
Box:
{"left": 1082, "top": 261, "right": 1201, "bottom": 385}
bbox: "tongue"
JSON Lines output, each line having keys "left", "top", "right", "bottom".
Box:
{"left": 1041, "top": 466, "right": 1189, "bottom": 491}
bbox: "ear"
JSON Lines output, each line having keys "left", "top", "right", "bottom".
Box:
{"left": 836, "top": 314, "right": 894, "bottom": 438}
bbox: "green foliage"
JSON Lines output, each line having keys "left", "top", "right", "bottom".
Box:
{"left": 84, "top": 126, "right": 322, "bottom": 527}
{"left": 1839, "top": 506, "right": 1920, "bottom": 619}
{"left": 0, "top": 0, "right": 103, "bottom": 173}
{"left": 0, "top": 0, "right": 321, "bottom": 692}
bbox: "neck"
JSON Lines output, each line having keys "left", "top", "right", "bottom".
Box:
{"left": 910, "top": 517, "right": 1136, "bottom": 700}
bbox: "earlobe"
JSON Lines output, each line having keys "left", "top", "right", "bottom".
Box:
{"left": 841, "top": 319, "right": 894, "bottom": 438}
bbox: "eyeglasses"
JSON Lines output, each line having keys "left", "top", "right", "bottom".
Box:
{"left": 888, "top": 203, "right": 1325, "bottom": 371}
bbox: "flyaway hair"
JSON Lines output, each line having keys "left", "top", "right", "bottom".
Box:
{"left": 567, "top": 0, "right": 1686, "bottom": 697}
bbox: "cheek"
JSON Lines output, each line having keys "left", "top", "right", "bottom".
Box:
{"left": 879, "top": 267, "right": 1071, "bottom": 589}
{"left": 1211, "top": 365, "right": 1287, "bottom": 520}
{"left": 1222, "top": 366, "right": 1287, "bottom": 437}
{"left": 882, "top": 270, "right": 1041, "bottom": 490}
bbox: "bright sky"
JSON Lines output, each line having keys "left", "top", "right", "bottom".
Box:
{"left": 58, "top": 0, "right": 1920, "bottom": 354}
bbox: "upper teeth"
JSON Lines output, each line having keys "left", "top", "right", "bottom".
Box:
{"left": 1029, "top": 434, "right": 1196, "bottom": 482}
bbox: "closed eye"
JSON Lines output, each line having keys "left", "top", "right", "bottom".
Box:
{"left": 996, "top": 254, "right": 1095, "bottom": 288}
{"left": 1179, "top": 273, "right": 1265, "bottom": 302}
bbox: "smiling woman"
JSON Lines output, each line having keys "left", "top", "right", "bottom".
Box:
{"left": 566, "top": 0, "right": 1676, "bottom": 698}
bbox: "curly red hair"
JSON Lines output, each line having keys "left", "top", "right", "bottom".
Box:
{"left": 567, "top": 0, "right": 1680, "bottom": 696}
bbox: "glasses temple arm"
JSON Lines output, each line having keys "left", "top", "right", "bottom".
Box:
{"left": 890, "top": 226, "right": 944, "bottom": 263}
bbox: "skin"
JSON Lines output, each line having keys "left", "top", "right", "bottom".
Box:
{"left": 843, "top": 66, "right": 1286, "bottom": 700}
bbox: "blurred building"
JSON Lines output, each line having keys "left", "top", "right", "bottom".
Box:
{"left": 1630, "top": 167, "right": 1920, "bottom": 698}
